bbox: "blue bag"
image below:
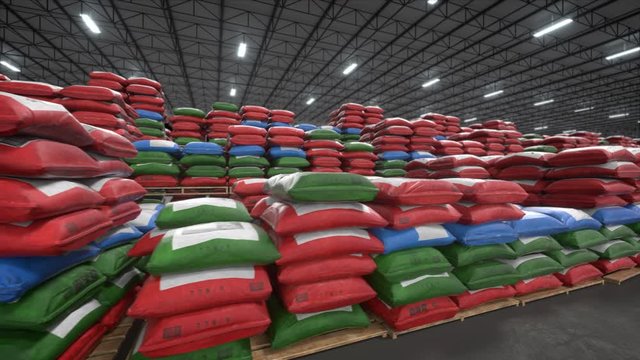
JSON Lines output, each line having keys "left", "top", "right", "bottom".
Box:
{"left": 267, "top": 147, "right": 306, "bottom": 159}
{"left": 435, "top": 135, "right": 446, "bottom": 140}
{"left": 134, "top": 140, "right": 181, "bottom": 155}
{"left": 342, "top": 128, "right": 362, "bottom": 135}
{"left": 228, "top": 145, "right": 265, "bottom": 157}
{"left": 410, "top": 151, "right": 436, "bottom": 160}
{"left": 509, "top": 211, "right": 567, "bottom": 236}
{"left": 0, "top": 245, "right": 100, "bottom": 303}
{"left": 268, "top": 122, "right": 292, "bottom": 128}
{"left": 378, "top": 151, "right": 410, "bottom": 161}
{"left": 93, "top": 225, "right": 143, "bottom": 250}
{"left": 587, "top": 206, "right": 640, "bottom": 225}
{"left": 445, "top": 222, "right": 518, "bottom": 246}
{"left": 524, "top": 207, "right": 601, "bottom": 231}
{"left": 372, "top": 225, "right": 456, "bottom": 254}
{"left": 295, "top": 123, "right": 317, "bottom": 131}
{"left": 136, "top": 110, "right": 164, "bottom": 121}
{"left": 241, "top": 120, "right": 268, "bottom": 128}
{"left": 128, "top": 203, "right": 164, "bottom": 232}
{"left": 183, "top": 142, "right": 223, "bottom": 155}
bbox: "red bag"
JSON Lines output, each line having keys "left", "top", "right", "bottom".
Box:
{"left": 90, "top": 71, "right": 127, "bottom": 84}
{"left": 230, "top": 135, "right": 266, "bottom": 146}
{"left": 365, "top": 296, "right": 459, "bottom": 331}
{"left": 368, "top": 203, "right": 461, "bottom": 229}
{"left": 84, "top": 177, "right": 146, "bottom": 205}
{"left": 232, "top": 178, "right": 267, "bottom": 196}
{"left": 242, "top": 112, "right": 269, "bottom": 121}
{"left": 172, "top": 122, "right": 201, "bottom": 132}
{"left": 102, "top": 201, "right": 141, "bottom": 226}
{"left": 342, "top": 151, "right": 378, "bottom": 161}
{"left": 73, "top": 111, "right": 125, "bottom": 129}
{"left": 496, "top": 165, "right": 548, "bottom": 180}
{"left": 228, "top": 125, "right": 267, "bottom": 136}
{"left": 309, "top": 167, "right": 343, "bottom": 173}
{"left": 371, "top": 136, "right": 410, "bottom": 145}
{"left": 241, "top": 105, "right": 269, "bottom": 114}
{"left": 405, "top": 158, "right": 436, "bottom": 170}
{"left": 58, "top": 98, "right": 123, "bottom": 115}
{"left": 303, "top": 140, "right": 344, "bottom": 150}
{"left": 0, "top": 92, "right": 94, "bottom": 146}
{"left": 273, "top": 228, "right": 384, "bottom": 265}
{"left": 277, "top": 254, "right": 376, "bottom": 285}
{"left": 128, "top": 228, "right": 169, "bottom": 257}
{"left": 412, "top": 119, "right": 437, "bottom": 128}
{"left": 465, "top": 147, "right": 487, "bottom": 156}
{"left": 444, "top": 178, "right": 528, "bottom": 204}
{"left": 591, "top": 257, "right": 637, "bottom": 274}
{"left": 541, "top": 194, "right": 626, "bottom": 208}
{"left": 90, "top": 153, "right": 134, "bottom": 178}
{"left": 169, "top": 115, "right": 205, "bottom": 124}
{"left": 270, "top": 115, "right": 294, "bottom": 123}
{"left": 374, "top": 126, "right": 413, "bottom": 137}
{"left": 0, "top": 178, "right": 105, "bottom": 223}
{"left": 452, "top": 203, "right": 525, "bottom": 224}
{"left": 88, "top": 79, "right": 124, "bottom": 91}
{"left": 268, "top": 127, "right": 303, "bottom": 137}
{"left": 132, "top": 102, "right": 164, "bottom": 114}
{"left": 340, "top": 103, "right": 366, "bottom": 111}
{"left": 0, "top": 208, "right": 112, "bottom": 255}
{"left": 102, "top": 289, "right": 138, "bottom": 328}
{"left": 343, "top": 158, "right": 375, "bottom": 169}
{"left": 410, "top": 136, "right": 438, "bottom": 145}
{"left": 430, "top": 166, "right": 490, "bottom": 179}
{"left": 134, "top": 175, "right": 179, "bottom": 187}
{"left": 545, "top": 162, "right": 640, "bottom": 179}
{"left": 250, "top": 196, "right": 276, "bottom": 219}
{"left": 268, "top": 135, "right": 304, "bottom": 147}
{"left": 138, "top": 302, "right": 271, "bottom": 357}
{"left": 129, "top": 266, "right": 271, "bottom": 318}
{"left": 493, "top": 152, "right": 555, "bottom": 169}
{"left": 0, "top": 80, "right": 60, "bottom": 97}
{"left": 554, "top": 264, "right": 603, "bottom": 286}
{"left": 60, "top": 85, "right": 123, "bottom": 102}
{"left": 57, "top": 324, "right": 108, "bottom": 360}
{"left": 486, "top": 143, "right": 506, "bottom": 152}
{"left": 306, "top": 148, "right": 342, "bottom": 158}
{"left": 369, "top": 178, "right": 462, "bottom": 205}
{"left": 129, "top": 94, "right": 164, "bottom": 105}
{"left": 426, "top": 155, "right": 488, "bottom": 170}
{"left": 83, "top": 125, "right": 138, "bottom": 158}
{"left": 207, "top": 110, "right": 241, "bottom": 120}
{"left": 365, "top": 105, "right": 383, "bottom": 114}
{"left": 180, "top": 177, "right": 226, "bottom": 187}
{"left": 513, "top": 179, "right": 549, "bottom": 193}
{"left": 128, "top": 77, "right": 162, "bottom": 90}
{"left": 413, "top": 127, "right": 439, "bottom": 137}
{"left": 171, "top": 131, "right": 202, "bottom": 139}
{"left": 280, "top": 277, "right": 376, "bottom": 313}
{"left": 238, "top": 194, "right": 268, "bottom": 210}
{"left": 126, "top": 84, "right": 160, "bottom": 96}
{"left": 545, "top": 179, "right": 638, "bottom": 195}
{"left": 374, "top": 144, "right": 409, "bottom": 152}
{"left": 346, "top": 168, "right": 376, "bottom": 176}
{"left": 309, "top": 156, "right": 342, "bottom": 167}
{"left": 512, "top": 275, "right": 563, "bottom": 295}
{"left": 452, "top": 286, "right": 516, "bottom": 310}
{"left": 548, "top": 146, "right": 636, "bottom": 167}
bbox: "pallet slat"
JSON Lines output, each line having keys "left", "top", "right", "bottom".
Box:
{"left": 517, "top": 278, "right": 605, "bottom": 306}
{"left": 604, "top": 267, "right": 640, "bottom": 284}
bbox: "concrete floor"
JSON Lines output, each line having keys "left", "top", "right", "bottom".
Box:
{"left": 306, "top": 277, "right": 640, "bottom": 360}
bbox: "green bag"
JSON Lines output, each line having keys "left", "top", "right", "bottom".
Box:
{"left": 0, "top": 299, "right": 107, "bottom": 360}
{"left": 625, "top": 222, "right": 640, "bottom": 234}
{"left": 267, "top": 297, "right": 369, "bottom": 349}
{"left": 589, "top": 240, "right": 638, "bottom": 260}
{"left": 179, "top": 154, "right": 226, "bottom": 167}
{"left": 228, "top": 156, "right": 270, "bottom": 168}
{"left": 272, "top": 157, "right": 310, "bottom": 168}
{"left": 373, "top": 247, "right": 452, "bottom": 282}
{"left": 305, "top": 129, "right": 341, "bottom": 140}
{"left": 93, "top": 244, "right": 138, "bottom": 278}
{"left": 367, "top": 271, "right": 466, "bottom": 307}
{"left": 440, "top": 243, "right": 517, "bottom": 267}
{"left": 599, "top": 225, "right": 637, "bottom": 240}
{"left": 344, "top": 142, "right": 374, "bottom": 152}
{"left": 139, "top": 127, "right": 165, "bottom": 138}
{"left": 155, "top": 198, "right": 251, "bottom": 228}
{"left": 553, "top": 229, "right": 608, "bottom": 249}
{"left": 452, "top": 260, "right": 520, "bottom": 290}
{"left": 498, "top": 254, "right": 563, "bottom": 279}
{"left": 509, "top": 235, "right": 563, "bottom": 257}
{"left": 173, "top": 107, "right": 205, "bottom": 118}
{"left": 622, "top": 236, "right": 640, "bottom": 251}
{"left": 0, "top": 266, "right": 105, "bottom": 331}
{"left": 375, "top": 169, "right": 407, "bottom": 177}
{"left": 184, "top": 165, "right": 226, "bottom": 178}
{"left": 341, "top": 134, "right": 361, "bottom": 141}
{"left": 131, "top": 163, "right": 180, "bottom": 177}
{"left": 174, "top": 137, "right": 200, "bottom": 145}
{"left": 544, "top": 248, "right": 599, "bottom": 268}
{"left": 135, "top": 255, "right": 151, "bottom": 272}
{"left": 97, "top": 267, "right": 145, "bottom": 307}
{"left": 135, "top": 118, "right": 165, "bottom": 130}
{"left": 523, "top": 145, "right": 557, "bottom": 153}
{"left": 212, "top": 102, "right": 239, "bottom": 112}
{"left": 147, "top": 222, "right": 280, "bottom": 275}
{"left": 131, "top": 334, "right": 251, "bottom": 360}
{"left": 227, "top": 166, "right": 265, "bottom": 178}
{"left": 267, "top": 167, "right": 300, "bottom": 177}
{"left": 375, "top": 160, "right": 407, "bottom": 170}
{"left": 125, "top": 151, "right": 174, "bottom": 165}
{"left": 209, "top": 138, "right": 228, "bottom": 146}
{"left": 266, "top": 172, "right": 378, "bottom": 202}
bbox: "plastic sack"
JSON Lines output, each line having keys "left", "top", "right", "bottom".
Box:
{"left": 83, "top": 177, "right": 146, "bottom": 205}
{"left": 509, "top": 235, "right": 563, "bottom": 256}
{"left": 155, "top": 198, "right": 251, "bottom": 228}
{"left": 439, "top": 243, "right": 517, "bottom": 267}
{"left": 446, "top": 222, "right": 518, "bottom": 246}
{"left": 452, "top": 286, "right": 516, "bottom": 310}
{"left": 541, "top": 194, "right": 626, "bottom": 208}
{"left": 371, "top": 225, "right": 456, "bottom": 254}
{"left": 266, "top": 172, "right": 378, "bottom": 202}
{"left": 452, "top": 261, "right": 520, "bottom": 290}
{"left": 453, "top": 203, "right": 524, "bottom": 225}
{"left": 128, "top": 203, "right": 163, "bottom": 232}
{"left": 277, "top": 254, "right": 377, "bottom": 285}
{"left": 367, "top": 272, "right": 466, "bottom": 306}
{"left": 552, "top": 229, "right": 608, "bottom": 249}
{"left": 444, "top": 178, "right": 528, "bottom": 204}
{"left": 509, "top": 211, "right": 567, "bottom": 236}
{"left": 365, "top": 296, "right": 458, "bottom": 331}
{"left": 548, "top": 146, "right": 635, "bottom": 167}
{"left": 591, "top": 257, "right": 637, "bottom": 274}
{"left": 545, "top": 162, "right": 640, "bottom": 179}
{"left": 554, "top": 264, "right": 603, "bottom": 286}
{"left": 586, "top": 206, "right": 640, "bottom": 225}
{"left": 498, "top": 254, "right": 563, "bottom": 279}
{"left": 368, "top": 203, "right": 460, "bottom": 229}
{"left": 133, "top": 140, "right": 181, "bottom": 155}
{"left": 589, "top": 240, "right": 638, "bottom": 260}
{"left": 373, "top": 247, "right": 452, "bottom": 282}
{"left": 368, "top": 177, "right": 462, "bottom": 205}
{"left": 279, "top": 277, "right": 376, "bottom": 313}
{"left": 512, "top": 274, "right": 563, "bottom": 295}
{"left": 545, "top": 248, "right": 599, "bottom": 268}
{"left": 599, "top": 225, "right": 637, "bottom": 241}
{"left": 524, "top": 207, "right": 601, "bottom": 231}
{"left": 544, "top": 178, "right": 635, "bottom": 195}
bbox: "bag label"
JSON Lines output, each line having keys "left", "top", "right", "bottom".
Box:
{"left": 291, "top": 202, "right": 366, "bottom": 216}
{"left": 83, "top": 177, "right": 116, "bottom": 190}
{"left": 445, "top": 178, "right": 482, "bottom": 186}
{"left": 149, "top": 140, "right": 173, "bottom": 148}
{"left": 590, "top": 240, "right": 625, "bottom": 253}
{"left": 172, "top": 222, "right": 258, "bottom": 250}
{"left": 48, "top": 299, "right": 101, "bottom": 338}
{"left": 415, "top": 225, "right": 448, "bottom": 241}
{"left": 239, "top": 178, "right": 266, "bottom": 185}
{"left": 562, "top": 208, "right": 593, "bottom": 222}
{"left": 400, "top": 272, "right": 449, "bottom": 288}
{"left": 172, "top": 198, "right": 237, "bottom": 211}
{"left": 3, "top": 91, "right": 66, "bottom": 110}
{"left": 159, "top": 266, "right": 256, "bottom": 290}
{"left": 519, "top": 236, "right": 546, "bottom": 245}
{"left": 114, "top": 268, "right": 142, "bottom": 288}
{"left": 295, "top": 306, "right": 353, "bottom": 321}
{"left": 294, "top": 228, "right": 369, "bottom": 245}
{"left": 498, "top": 253, "right": 547, "bottom": 268}
{"left": 605, "top": 225, "right": 623, "bottom": 231}
{"left": 560, "top": 248, "right": 581, "bottom": 255}
{"left": 20, "top": 179, "right": 89, "bottom": 196}
{"left": 467, "top": 286, "right": 505, "bottom": 294}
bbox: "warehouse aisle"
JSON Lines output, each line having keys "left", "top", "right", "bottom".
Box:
{"left": 308, "top": 279, "right": 640, "bottom": 360}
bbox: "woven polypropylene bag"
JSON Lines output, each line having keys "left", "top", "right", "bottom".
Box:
{"left": 365, "top": 296, "right": 458, "bottom": 331}
{"left": 591, "top": 257, "right": 637, "bottom": 274}
{"left": 368, "top": 203, "right": 461, "bottom": 229}
{"left": 279, "top": 277, "right": 376, "bottom": 313}
{"left": 83, "top": 125, "right": 137, "bottom": 158}
{"left": 452, "top": 260, "right": 520, "bottom": 290}
{"left": 228, "top": 155, "right": 269, "bottom": 168}
{"left": 439, "top": 243, "right": 517, "bottom": 267}
{"left": 452, "top": 203, "right": 524, "bottom": 225}
{"left": 227, "top": 166, "right": 264, "bottom": 178}
{"left": 599, "top": 224, "right": 637, "bottom": 240}
{"left": 83, "top": 177, "right": 146, "bottom": 205}
{"left": 509, "top": 211, "right": 568, "bottom": 236}
{"left": 125, "top": 151, "right": 174, "bottom": 165}
{"left": 97, "top": 267, "right": 145, "bottom": 308}
{"left": 93, "top": 244, "right": 138, "bottom": 278}
{"left": 587, "top": 206, "right": 640, "bottom": 225}
{"left": 373, "top": 246, "right": 452, "bottom": 282}
{"left": 554, "top": 264, "right": 603, "bottom": 286}
{"left": 548, "top": 146, "right": 635, "bottom": 167}
{"left": 524, "top": 207, "right": 601, "bottom": 231}
{"left": 545, "top": 248, "right": 599, "bottom": 267}
{"left": 179, "top": 154, "right": 226, "bottom": 167}
{"left": 368, "top": 178, "right": 463, "bottom": 205}
{"left": 93, "top": 225, "right": 142, "bottom": 250}
{"left": 277, "top": 254, "right": 376, "bottom": 285}
{"left": 147, "top": 222, "right": 280, "bottom": 275}
{"left": 509, "top": 235, "right": 563, "bottom": 256}
{"left": 552, "top": 229, "right": 608, "bottom": 249}
{"left": 589, "top": 240, "right": 638, "bottom": 260}
{"left": 444, "top": 178, "right": 528, "bottom": 204}
{"left": 155, "top": 198, "right": 251, "bottom": 228}
{"left": 445, "top": 222, "right": 518, "bottom": 246}
{"left": 512, "top": 274, "right": 563, "bottom": 295}
{"left": 452, "top": 286, "right": 516, "bottom": 310}
{"left": 497, "top": 254, "right": 563, "bottom": 278}
{"left": 367, "top": 272, "right": 466, "bottom": 307}
{"left": 131, "top": 163, "right": 180, "bottom": 177}
{"left": 266, "top": 172, "right": 378, "bottom": 202}
{"left": 371, "top": 225, "right": 456, "bottom": 254}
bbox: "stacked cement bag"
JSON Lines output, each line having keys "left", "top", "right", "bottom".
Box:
{"left": 240, "top": 105, "right": 270, "bottom": 128}
{"left": 0, "top": 93, "right": 145, "bottom": 359}
{"left": 179, "top": 142, "right": 227, "bottom": 187}
{"left": 231, "top": 178, "right": 269, "bottom": 212}
{"left": 266, "top": 126, "right": 309, "bottom": 177}
{"left": 304, "top": 127, "right": 344, "bottom": 173}
{"left": 404, "top": 154, "right": 490, "bottom": 179}
{"left": 341, "top": 141, "right": 377, "bottom": 176}
{"left": 261, "top": 173, "right": 383, "bottom": 348}
{"left": 127, "top": 198, "right": 279, "bottom": 358}
{"left": 362, "top": 118, "right": 414, "bottom": 177}
{"left": 126, "top": 77, "right": 166, "bottom": 119}
{"left": 227, "top": 125, "right": 268, "bottom": 182}
{"left": 420, "top": 113, "right": 461, "bottom": 137}
{"left": 490, "top": 152, "right": 556, "bottom": 206}
{"left": 128, "top": 140, "right": 182, "bottom": 187}
{"left": 170, "top": 107, "right": 207, "bottom": 145}
{"left": 0, "top": 80, "right": 61, "bottom": 103}
{"left": 328, "top": 103, "right": 372, "bottom": 142}
{"left": 206, "top": 102, "right": 241, "bottom": 147}
{"left": 408, "top": 118, "right": 439, "bottom": 158}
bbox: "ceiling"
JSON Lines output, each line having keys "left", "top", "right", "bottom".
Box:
{"left": 1, "top": 0, "right": 639, "bottom": 135}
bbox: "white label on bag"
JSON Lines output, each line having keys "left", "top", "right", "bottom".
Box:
{"left": 522, "top": 277, "right": 538, "bottom": 284}
{"left": 590, "top": 240, "right": 626, "bottom": 253}
{"left": 129, "top": 210, "right": 154, "bottom": 226}
{"left": 606, "top": 225, "right": 623, "bottom": 231}
{"left": 294, "top": 228, "right": 369, "bottom": 245}
{"left": 172, "top": 198, "right": 237, "bottom": 211}
{"left": 560, "top": 249, "right": 581, "bottom": 255}
{"left": 172, "top": 222, "right": 258, "bottom": 250}
{"left": 445, "top": 178, "right": 483, "bottom": 186}
{"left": 21, "top": 179, "right": 89, "bottom": 196}
{"left": 295, "top": 306, "right": 353, "bottom": 321}
{"left": 149, "top": 140, "right": 173, "bottom": 148}
{"left": 511, "top": 152, "right": 545, "bottom": 159}
{"left": 400, "top": 272, "right": 449, "bottom": 288}
{"left": 560, "top": 208, "right": 593, "bottom": 221}
{"left": 48, "top": 300, "right": 101, "bottom": 338}
{"left": 240, "top": 178, "right": 266, "bottom": 185}
{"left": 160, "top": 266, "right": 256, "bottom": 290}
{"left": 279, "top": 147, "right": 299, "bottom": 152}
{"left": 368, "top": 177, "right": 408, "bottom": 186}
{"left": 498, "top": 254, "right": 547, "bottom": 268}
{"left": 415, "top": 225, "right": 448, "bottom": 241}
{"left": 114, "top": 268, "right": 142, "bottom": 288}
{"left": 519, "top": 236, "right": 544, "bottom": 245}
{"left": 2, "top": 91, "right": 66, "bottom": 110}
{"left": 399, "top": 205, "right": 422, "bottom": 211}
{"left": 291, "top": 202, "right": 365, "bottom": 216}
{"left": 83, "top": 177, "right": 115, "bottom": 190}
{"left": 467, "top": 286, "right": 504, "bottom": 294}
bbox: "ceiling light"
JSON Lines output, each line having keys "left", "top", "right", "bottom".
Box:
{"left": 80, "top": 14, "right": 101, "bottom": 34}
{"left": 533, "top": 18, "right": 573, "bottom": 37}
{"left": 605, "top": 47, "right": 640, "bottom": 60}
{"left": 306, "top": 97, "right": 315, "bottom": 105}
{"left": 427, "top": 0, "right": 438, "bottom": 4}
{"left": 484, "top": 90, "right": 503, "bottom": 98}
{"left": 237, "top": 42, "right": 247, "bottom": 58}
{"left": 609, "top": 113, "right": 629, "bottom": 119}
{"left": 229, "top": 88, "right": 236, "bottom": 97}
{"left": 422, "top": 78, "right": 440, "bottom": 88}
{"left": 534, "top": 125, "right": 548, "bottom": 131}
{"left": 463, "top": 117, "right": 477, "bottom": 123}
{"left": 342, "top": 63, "right": 358, "bottom": 75}
{"left": 0, "top": 61, "right": 20, "bottom": 72}
{"left": 534, "top": 99, "right": 554, "bottom": 106}
{"left": 574, "top": 107, "right": 594, "bottom": 112}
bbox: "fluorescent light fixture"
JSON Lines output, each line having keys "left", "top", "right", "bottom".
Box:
{"left": 80, "top": 14, "right": 101, "bottom": 34}
{"left": 306, "top": 97, "right": 315, "bottom": 105}
{"left": 609, "top": 113, "right": 629, "bottom": 119}
{"left": 533, "top": 18, "right": 573, "bottom": 37}
{"left": 463, "top": 117, "right": 477, "bottom": 123}
{"left": 229, "top": 88, "right": 236, "bottom": 97}
{"left": 484, "top": 90, "right": 503, "bottom": 98}
{"left": 534, "top": 99, "right": 554, "bottom": 106}
{"left": 534, "top": 125, "right": 548, "bottom": 131}
{"left": 427, "top": 0, "right": 438, "bottom": 4}
{"left": 342, "top": 63, "right": 358, "bottom": 75}
{"left": 574, "top": 106, "right": 594, "bottom": 112}
{"left": 605, "top": 47, "right": 640, "bottom": 60}
{"left": 422, "top": 78, "right": 440, "bottom": 88}
{"left": 237, "top": 42, "right": 247, "bottom": 57}
{"left": 0, "top": 61, "right": 20, "bottom": 72}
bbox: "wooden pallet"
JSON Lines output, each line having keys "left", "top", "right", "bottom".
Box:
{"left": 604, "top": 267, "right": 640, "bottom": 285}
{"left": 517, "top": 278, "right": 604, "bottom": 306}
{"left": 566, "top": 278, "right": 605, "bottom": 292}
{"left": 87, "top": 317, "right": 135, "bottom": 360}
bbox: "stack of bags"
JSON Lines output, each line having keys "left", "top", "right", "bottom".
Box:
{"left": 341, "top": 141, "right": 377, "bottom": 176}
{"left": 433, "top": 140, "right": 465, "bottom": 156}
{"left": 135, "top": 116, "right": 167, "bottom": 141}
{"left": 408, "top": 118, "right": 439, "bottom": 158}
{"left": 227, "top": 125, "right": 269, "bottom": 182}
{"left": 606, "top": 135, "right": 635, "bottom": 147}
{"left": 88, "top": 71, "right": 127, "bottom": 97}
{"left": 206, "top": 102, "right": 241, "bottom": 146}
{"left": 127, "top": 197, "right": 280, "bottom": 358}
{"left": 241, "top": 105, "right": 270, "bottom": 128}
{"left": 126, "top": 77, "right": 166, "bottom": 122}
{"left": 231, "top": 178, "right": 269, "bottom": 213}
{"left": 364, "top": 178, "right": 466, "bottom": 330}
{"left": 364, "top": 118, "right": 414, "bottom": 177}
{"left": 539, "top": 136, "right": 591, "bottom": 152}
{"left": 128, "top": 140, "right": 182, "bottom": 187}
{"left": 269, "top": 109, "right": 295, "bottom": 127}
{"left": 179, "top": 142, "right": 227, "bottom": 187}
{"left": 170, "top": 107, "right": 207, "bottom": 145}
{"left": 404, "top": 154, "right": 490, "bottom": 179}
{"left": 328, "top": 103, "right": 367, "bottom": 141}
{"left": 0, "top": 93, "right": 145, "bottom": 359}
{"left": 304, "top": 127, "right": 344, "bottom": 173}
{"left": 266, "top": 126, "right": 309, "bottom": 177}
{"left": 364, "top": 106, "right": 384, "bottom": 125}
{"left": 490, "top": 152, "right": 556, "bottom": 206}
{"left": 419, "top": 113, "right": 461, "bottom": 137}
{"left": 260, "top": 173, "right": 383, "bottom": 348}
{"left": 0, "top": 80, "right": 61, "bottom": 103}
